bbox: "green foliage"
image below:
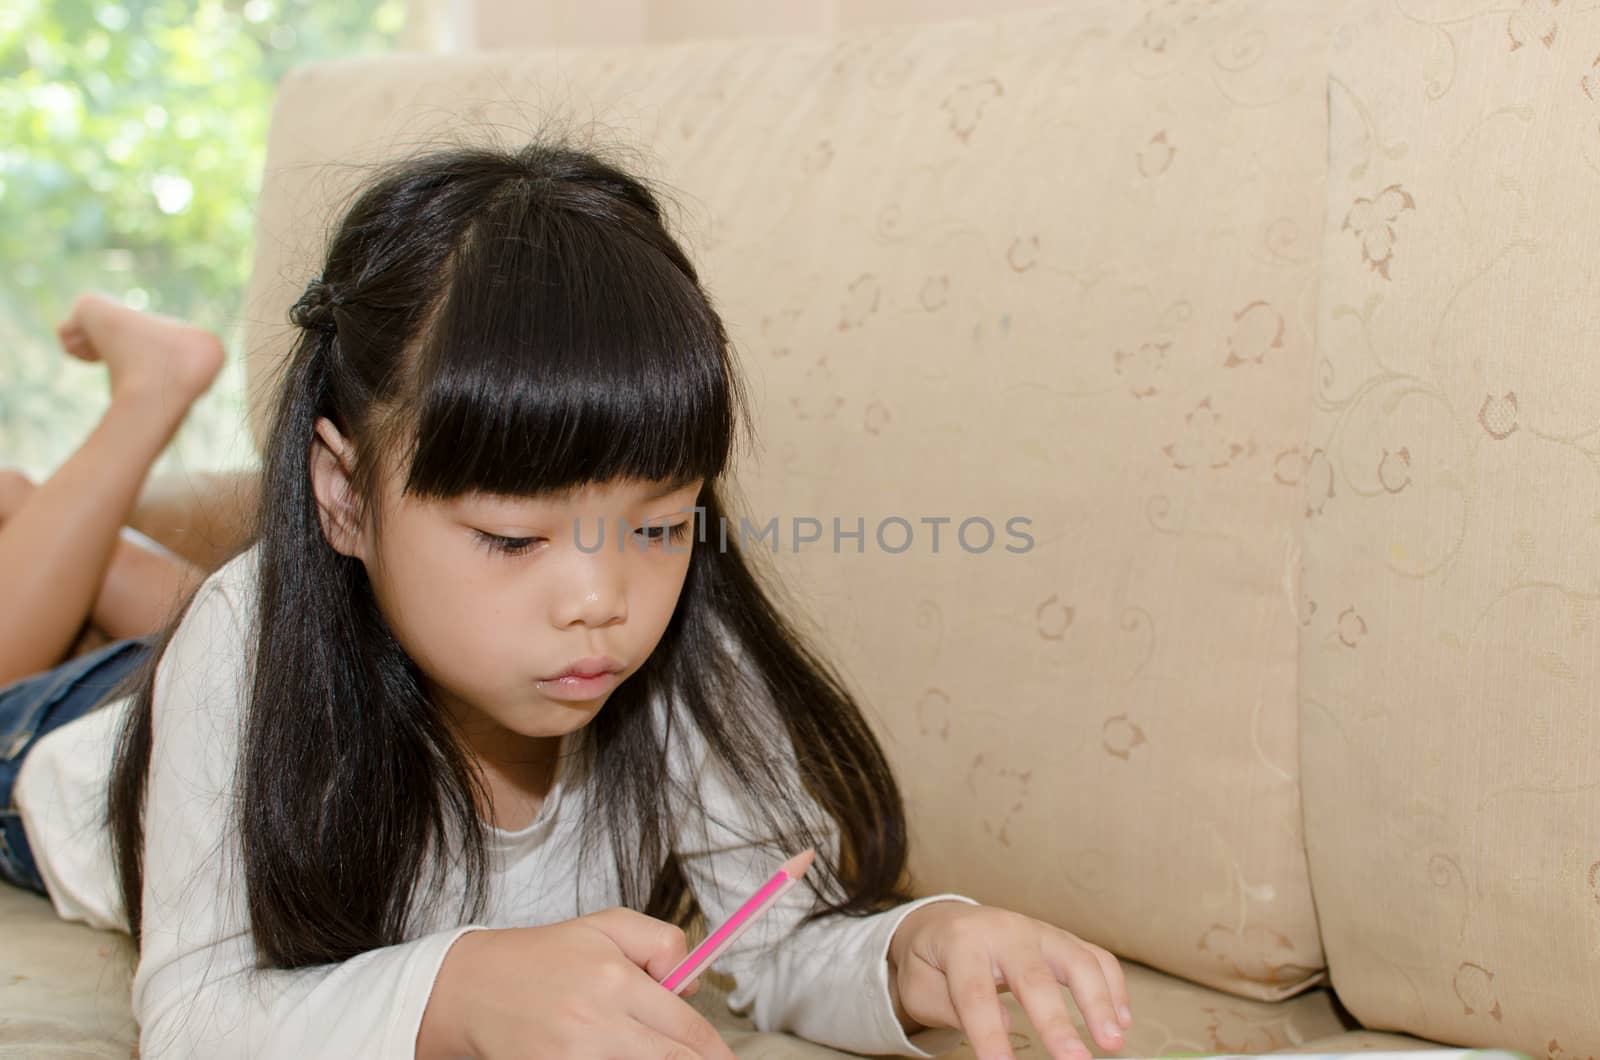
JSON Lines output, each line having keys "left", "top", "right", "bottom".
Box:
{"left": 0, "top": 0, "right": 404, "bottom": 478}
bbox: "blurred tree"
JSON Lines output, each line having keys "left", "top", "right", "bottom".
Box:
{"left": 0, "top": 0, "right": 406, "bottom": 478}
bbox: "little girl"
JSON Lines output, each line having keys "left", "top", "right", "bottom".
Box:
{"left": 1, "top": 140, "right": 1133, "bottom": 1060}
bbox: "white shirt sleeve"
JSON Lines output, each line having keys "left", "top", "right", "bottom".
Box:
{"left": 132, "top": 570, "right": 488, "bottom": 1059}
{"left": 668, "top": 703, "right": 978, "bottom": 1058}
{"left": 13, "top": 691, "right": 135, "bottom": 932}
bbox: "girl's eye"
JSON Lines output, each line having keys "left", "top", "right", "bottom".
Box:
{"left": 474, "top": 530, "right": 542, "bottom": 556}
{"left": 637, "top": 521, "right": 693, "bottom": 547}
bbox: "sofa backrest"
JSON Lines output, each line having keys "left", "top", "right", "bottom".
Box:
{"left": 1299, "top": 0, "right": 1600, "bottom": 1050}
{"left": 242, "top": 1, "right": 1343, "bottom": 1002}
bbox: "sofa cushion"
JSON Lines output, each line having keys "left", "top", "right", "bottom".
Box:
{"left": 1299, "top": 0, "right": 1600, "bottom": 1052}
{"left": 0, "top": 878, "right": 1364, "bottom": 1058}
{"left": 691, "top": 958, "right": 1364, "bottom": 1058}
{"left": 243, "top": 0, "right": 1347, "bottom": 1002}
{"left": 0, "top": 885, "right": 136, "bottom": 1056}
{"left": 1277, "top": 1032, "right": 1466, "bottom": 1054}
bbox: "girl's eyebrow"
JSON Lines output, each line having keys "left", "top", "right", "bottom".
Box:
{"left": 643, "top": 474, "right": 704, "bottom": 501}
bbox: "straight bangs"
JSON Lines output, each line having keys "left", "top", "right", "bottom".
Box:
{"left": 399, "top": 195, "right": 742, "bottom": 500}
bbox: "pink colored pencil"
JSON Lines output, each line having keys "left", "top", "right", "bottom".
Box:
{"left": 658, "top": 847, "right": 817, "bottom": 995}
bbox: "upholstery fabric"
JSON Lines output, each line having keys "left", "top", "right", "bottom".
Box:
{"left": 1298, "top": 0, "right": 1600, "bottom": 1052}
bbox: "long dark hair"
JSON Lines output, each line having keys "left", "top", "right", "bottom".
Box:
{"left": 105, "top": 137, "right": 916, "bottom": 969}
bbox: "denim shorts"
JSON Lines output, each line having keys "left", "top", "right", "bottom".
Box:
{"left": 0, "top": 635, "right": 155, "bottom": 896}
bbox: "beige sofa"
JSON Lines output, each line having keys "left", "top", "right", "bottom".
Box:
{"left": 4, "top": 0, "right": 1596, "bottom": 1055}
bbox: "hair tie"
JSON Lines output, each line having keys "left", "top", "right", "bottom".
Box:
{"left": 289, "top": 276, "right": 345, "bottom": 335}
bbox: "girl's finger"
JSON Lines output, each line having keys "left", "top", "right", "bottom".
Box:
{"left": 1039, "top": 932, "right": 1126, "bottom": 1052}
{"left": 1085, "top": 943, "right": 1133, "bottom": 1027}
{"left": 624, "top": 984, "right": 739, "bottom": 1060}
{"left": 944, "top": 948, "right": 1015, "bottom": 1060}
{"left": 997, "top": 947, "right": 1093, "bottom": 1060}
{"left": 625, "top": 1016, "right": 738, "bottom": 1060}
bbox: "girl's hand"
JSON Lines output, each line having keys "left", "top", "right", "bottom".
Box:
{"left": 427, "top": 907, "right": 740, "bottom": 1060}
{"left": 886, "top": 901, "right": 1134, "bottom": 1060}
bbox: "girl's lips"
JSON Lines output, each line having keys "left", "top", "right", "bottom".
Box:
{"left": 543, "top": 655, "right": 623, "bottom": 681}
{"left": 536, "top": 669, "right": 620, "bottom": 701}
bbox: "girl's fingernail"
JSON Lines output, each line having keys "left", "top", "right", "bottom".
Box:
{"left": 1118, "top": 1005, "right": 1132, "bottom": 1025}
{"left": 1102, "top": 1020, "right": 1123, "bottom": 1041}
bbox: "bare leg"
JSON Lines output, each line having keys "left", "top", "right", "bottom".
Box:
{"left": 0, "top": 293, "right": 223, "bottom": 686}
{"left": 91, "top": 526, "right": 210, "bottom": 640}
{"left": 126, "top": 468, "right": 261, "bottom": 575}
{"left": 0, "top": 470, "right": 208, "bottom": 646}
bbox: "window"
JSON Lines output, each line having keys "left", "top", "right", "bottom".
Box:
{"left": 1, "top": 0, "right": 417, "bottom": 479}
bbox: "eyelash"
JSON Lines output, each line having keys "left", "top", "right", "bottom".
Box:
{"left": 473, "top": 521, "right": 693, "bottom": 557}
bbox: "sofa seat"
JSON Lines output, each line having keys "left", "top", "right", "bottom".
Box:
{"left": 1, "top": 881, "right": 1445, "bottom": 1059}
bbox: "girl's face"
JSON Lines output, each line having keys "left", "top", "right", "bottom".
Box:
{"left": 310, "top": 417, "right": 704, "bottom": 780}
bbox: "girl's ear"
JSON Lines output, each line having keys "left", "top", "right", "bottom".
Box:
{"left": 309, "top": 417, "right": 369, "bottom": 560}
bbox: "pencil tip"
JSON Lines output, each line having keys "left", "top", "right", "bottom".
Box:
{"left": 782, "top": 847, "right": 816, "bottom": 879}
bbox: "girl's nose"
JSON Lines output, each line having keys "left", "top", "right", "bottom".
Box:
{"left": 552, "top": 557, "right": 627, "bottom": 629}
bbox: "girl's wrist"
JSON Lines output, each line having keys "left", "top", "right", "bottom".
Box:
{"left": 417, "top": 930, "right": 486, "bottom": 1060}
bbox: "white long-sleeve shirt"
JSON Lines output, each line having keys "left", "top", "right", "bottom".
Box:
{"left": 14, "top": 543, "right": 976, "bottom": 1058}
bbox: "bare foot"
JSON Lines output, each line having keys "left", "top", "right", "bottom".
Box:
{"left": 55, "top": 292, "right": 225, "bottom": 415}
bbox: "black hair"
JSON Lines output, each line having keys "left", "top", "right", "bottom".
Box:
{"left": 105, "top": 136, "right": 918, "bottom": 971}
